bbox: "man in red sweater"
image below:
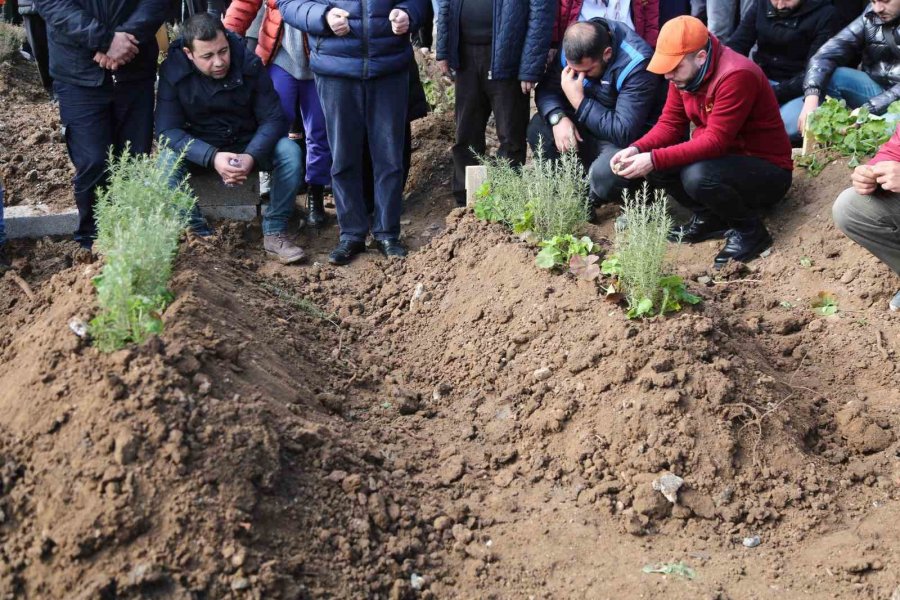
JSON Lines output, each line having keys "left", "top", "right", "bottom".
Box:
{"left": 833, "top": 127, "right": 900, "bottom": 311}
{"left": 611, "top": 16, "right": 793, "bottom": 268}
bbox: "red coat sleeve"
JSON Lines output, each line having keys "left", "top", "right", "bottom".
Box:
{"left": 869, "top": 128, "right": 900, "bottom": 165}
{"left": 224, "top": 0, "right": 263, "bottom": 35}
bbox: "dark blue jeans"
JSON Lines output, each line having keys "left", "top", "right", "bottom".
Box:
{"left": 315, "top": 70, "right": 409, "bottom": 243}
{"left": 54, "top": 77, "right": 155, "bottom": 246}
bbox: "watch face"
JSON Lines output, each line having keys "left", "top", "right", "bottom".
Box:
{"left": 550, "top": 113, "right": 562, "bottom": 125}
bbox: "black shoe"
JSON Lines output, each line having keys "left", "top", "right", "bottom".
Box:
{"left": 714, "top": 221, "right": 772, "bottom": 269}
{"left": 307, "top": 184, "right": 327, "bottom": 228}
{"left": 0, "top": 245, "right": 10, "bottom": 272}
{"left": 669, "top": 212, "right": 729, "bottom": 243}
{"left": 328, "top": 240, "right": 366, "bottom": 266}
{"left": 453, "top": 191, "right": 467, "bottom": 208}
{"left": 376, "top": 238, "right": 408, "bottom": 259}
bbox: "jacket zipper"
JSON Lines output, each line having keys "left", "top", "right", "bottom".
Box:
{"left": 488, "top": 0, "right": 498, "bottom": 79}
{"left": 361, "top": 0, "right": 369, "bottom": 79}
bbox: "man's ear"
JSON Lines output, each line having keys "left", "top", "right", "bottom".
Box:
{"left": 603, "top": 47, "right": 613, "bottom": 62}
{"left": 182, "top": 46, "right": 193, "bottom": 60}
{"left": 695, "top": 49, "right": 708, "bottom": 64}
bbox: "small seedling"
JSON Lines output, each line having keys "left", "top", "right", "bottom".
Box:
{"left": 569, "top": 254, "right": 600, "bottom": 280}
{"left": 812, "top": 291, "right": 839, "bottom": 316}
{"left": 642, "top": 562, "right": 696, "bottom": 580}
{"left": 799, "top": 257, "right": 813, "bottom": 268}
{"left": 535, "top": 235, "right": 597, "bottom": 270}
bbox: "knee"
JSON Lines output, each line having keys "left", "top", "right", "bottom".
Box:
{"left": 832, "top": 187, "right": 866, "bottom": 235}
{"left": 681, "top": 162, "right": 716, "bottom": 198}
{"left": 273, "top": 138, "right": 303, "bottom": 168}
{"left": 588, "top": 156, "right": 618, "bottom": 201}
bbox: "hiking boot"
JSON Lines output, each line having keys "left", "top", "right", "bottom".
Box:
{"left": 669, "top": 212, "right": 729, "bottom": 243}
{"left": 376, "top": 238, "right": 408, "bottom": 259}
{"left": 328, "top": 240, "right": 366, "bottom": 266}
{"left": 714, "top": 220, "right": 773, "bottom": 269}
{"left": 187, "top": 207, "right": 214, "bottom": 237}
{"left": 0, "top": 244, "right": 10, "bottom": 272}
{"left": 306, "top": 184, "right": 327, "bottom": 228}
{"left": 264, "top": 232, "right": 306, "bottom": 264}
{"left": 890, "top": 290, "right": 900, "bottom": 312}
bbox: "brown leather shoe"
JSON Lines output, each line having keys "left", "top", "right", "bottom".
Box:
{"left": 264, "top": 233, "right": 306, "bottom": 264}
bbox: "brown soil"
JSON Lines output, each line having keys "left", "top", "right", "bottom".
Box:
{"left": 2, "top": 62, "right": 900, "bottom": 599}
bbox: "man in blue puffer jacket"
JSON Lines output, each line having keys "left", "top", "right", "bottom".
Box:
{"left": 278, "top": 0, "right": 427, "bottom": 265}
{"left": 528, "top": 18, "right": 665, "bottom": 205}
{"left": 436, "top": 0, "right": 556, "bottom": 206}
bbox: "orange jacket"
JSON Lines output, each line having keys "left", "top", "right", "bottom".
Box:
{"left": 224, "top": 0, "right": 290, "bottom": 66}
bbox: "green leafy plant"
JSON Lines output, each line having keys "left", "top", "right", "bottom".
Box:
{"left": 417, "top": 56, "right": 455, "bottom": 114}
{"left": 603, "top": 184, "right": 700, "bottom": 319}
{"left": 812, "top": 291, "right": 838, "bottom": 316}
{"left": 535, "top": 234, "right": 596, "bottom": 270}
{"left": 89, "top": 143, "right": 196, "bottom": 351}
{"left": 799, "top": 256, "right": 813, "bottom": 268}
{"left": 642, "top": 562, "right": 696, "bottom": 580}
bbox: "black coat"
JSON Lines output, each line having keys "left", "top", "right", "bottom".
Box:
{"left": 155, "top": 32, "right": 287, "bottom": 168}
{"left": 34, "top": 0, "right": 167, "bottom": 86}
{"left": 728, "top": 0, "right": 837, "bottom": 104}
{"left": 804, "top": 6, "right": 900, "bottom": 114}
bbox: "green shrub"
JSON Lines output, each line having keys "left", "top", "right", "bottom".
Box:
{"left": 90, "top": 144, "right": 196, "bottom": 351}
{"left": 0, "top": 23, "right": 25, "bottom": 63}
{"left": 601, "top": 184, "right": 699, "bottom": 318}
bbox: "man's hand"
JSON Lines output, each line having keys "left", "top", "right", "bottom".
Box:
{"left": 610, "top": 146, "right": 639, "bottom": 174}
{"left": 93, "top": 51, "right": 122, "bottom": 70}
{"left": 214, "top": 152, "right": 249, "bottom": 186}
{"left": 851, "top": 164, "right": 879, "bottom": 196}
{"left": 616, "top": 151, "right": 654, "bottom": 179}
{"left": 521, "top": 81, "right": 535, "bottom": 95}
{"left": 234, "top": 153, "right": 255, "bottom": 177}
{"left": 798, "top": 95, "right": 820, "bottom": 135}
{"left": 560, "top": 66, "right": 586, "bottom": 111}
{"left": 872, "top": 161, "right": 900, "bottom": 193}
{"left": 106, "top": 31, "right": 139, "bottom": 64}
{"left": 389, "top": 9, "right": 409, "bottom": 35}
{"left": 437, "top": 59, "right": 450, "bottom": 75}
{"left": 326, "top": 8, "right": 350, "bottom": 36}
{"left": 552, "top": 116, "right": 581, "bottom": 153}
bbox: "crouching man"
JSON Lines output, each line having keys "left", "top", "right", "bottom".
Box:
{"left": 833, "top": 126, "right": 900, "bottom": 312}
{"left": 157, "top": 13, "right": 306, "bottom": 264}
{"left": 528, "top": 18, "right": 665, "bottom": 206}
{"left": 612, "top": 16, "right": 793, "bottom": 268}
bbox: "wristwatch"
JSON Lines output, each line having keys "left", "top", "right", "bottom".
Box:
{"left": 548, "top": 111, "right": 565, "bottom": 126}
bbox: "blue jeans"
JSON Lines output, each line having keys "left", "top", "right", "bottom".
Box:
{"left": 160, "top": 137, "right": 303, "bottom": 235}
{"left": 316, "top": 70, "right": 409, "bottom": 243}
{"left": 768, "top": 80, "right": 804, "bottom": 140}
{"left": 54, "top": 77, "right": 155, "bottom": 247}
{"left": 825, "top": 67, "right": 885, "bottom": 109}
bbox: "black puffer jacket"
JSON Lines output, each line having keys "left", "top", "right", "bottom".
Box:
{"left": 803, "top": 6, "right": 900, "bottom": 115}
{"left": 728, "top": 0, "right": 837, "bottom": 104}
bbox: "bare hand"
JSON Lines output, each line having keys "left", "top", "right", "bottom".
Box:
{"left": 616, "top": 151, "right": 654, "bottom": 179}
{"left": 610, "top": 146, "right": 639, "bottom": 174}
{"left": 107, "top": 31, "right": 139, "bottom": 64}
{"left": 234, "top": 153, "right": 255, "bottom": 177}
{"left": 851, "top": 164, "right": 878, "bottom": 196}
{"left": 327, "top": 8, "right": 350, "bottom": 36}
{"left": 872, "top": 160, "right": 900, "bottom": 193}
{"left": 389, "top": 9, "right": 409, "bottom": 35}
{"left": 552, "top": 117, "right": 581, "bottom": 153}
{"left": 798, "top": 96, "right": 819, "bottom": 135}
{"left": 93, "top": 51, "right": 122, "bottom": 70}
{"left": 521, "top": 81, "right": 535, "bottom": 95}
{"left": 214, "top": 152, "right": 248, "bottom": 185}
{"left": 437, "top": 59, "right": 450, "bottom": 75}
{"left": 560, "top": 66, "right": 586, "bottom": 111}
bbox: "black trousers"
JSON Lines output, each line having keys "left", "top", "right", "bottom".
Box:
{"left": 527, "top": 113, "right": 640, "bottom": 204}
{"left": 452, "top": 43, "right": 529, "bottom": 202}
{"left": 647, "top": 155, "right": 792, "bottom": 224}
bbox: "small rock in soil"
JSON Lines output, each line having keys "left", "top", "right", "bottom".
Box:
{"left": 652, "top": 473, "right": 684, "bottom": 504}
{"left": 742, "top": 535, "right": 761, "bottom": 548}
{"left": 433, "top": 515, "right": 454, "bottom": 531}
{"left": 532, "top": 367, "right": 552, "bottom": 382}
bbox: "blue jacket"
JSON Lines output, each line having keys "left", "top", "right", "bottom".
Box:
{"left": 155, "top": 33, "right": 287, "bottom": 168}
{"left": 34, "top": 0, "right": 166, "bottom": 86}
{"left": 436, "top": 0, "right": 555, "bottom": 82}
{"left": 277, "top": 0, "right": 427, "bottom": 79}
{"left": 535, "top": 19, "right": 665, "bottom": 148}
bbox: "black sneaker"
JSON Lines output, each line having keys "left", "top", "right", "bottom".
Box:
{"left": 376, "top": 238, "right": 408, "bottom": 259}
{"left": 669, "top": 212, "right": 729, "bottom": 243}
{"left": 714, "top": 221, "right": 772, "bottom": 269}
{"left": 328, "top": 240, "right": 366, "bottom": 266}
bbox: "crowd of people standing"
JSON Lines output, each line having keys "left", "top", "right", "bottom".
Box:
{"left": 0, "top": 0, "right": 897, "bottom": 310}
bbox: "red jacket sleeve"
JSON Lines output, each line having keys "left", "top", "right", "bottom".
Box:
{"left": 224, "top": 0, "right": 263, "bottom": 35}
{"left": 869, "top": 128, "right": 900, "bottom": 165}
{"left": 647, "top": 70, "right": 760, "bottom": 171}
{"left": 635, "top": 0, "right": 659, "bottom": 47}
{"left": 632, "top": 82, "right": 690, "bottom": 154}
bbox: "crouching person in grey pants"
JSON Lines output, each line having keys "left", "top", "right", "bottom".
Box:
{"left": 832, "top": 127, "right": 900, "bottom": 311}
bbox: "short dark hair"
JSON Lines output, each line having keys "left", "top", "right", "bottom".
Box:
{"left": 562, "top": 20, "right": 612, "bottom": 64}
{"left": 182, "top": 13, "right": 226, "bottom": 50}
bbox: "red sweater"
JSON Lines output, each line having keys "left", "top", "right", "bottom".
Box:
{"left": 632, "top": 36, "right": 793, "bottom": 172}
{"left": 870, "top": 127, "right": 900, "bottom": 165}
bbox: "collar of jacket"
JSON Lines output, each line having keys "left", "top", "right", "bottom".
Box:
{"left": 765, "top": 0, "right": 826, "bottom": 20}
{"left": 166, "top": 31, "right": 254, "bottom": 86}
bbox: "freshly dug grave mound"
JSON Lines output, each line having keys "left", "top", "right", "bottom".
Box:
{"left": 0, "top": 234, "right": 439, "bottom": 598}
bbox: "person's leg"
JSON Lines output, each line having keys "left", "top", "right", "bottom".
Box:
{"left": 367, "top": 69, "right": 410, "bottom": 245}
{"left": 486, "top": 73, "right": 529, "bottom": 170}
{"left": 707, "top": 0, "right": 737, "bottom": 39}
{"left": 315, "top": 74, "right": 369, "bottom": 244}
{"left": 402, "top": 121, "right": 412, "bottom": 190}
{"left": 54, "top": 80, "right": 115, "bottom": 248}
{"left": 780, "top": 96, "right": 804, "bottom": 142}
{"left": 268, "top": 64, "right": 300, "bottom": 133}
{"left": 112, "top": 77, "right": 155, "bottom": 155}
{"left": 527, "top": 114, "right": 561, "bottom": 161}
{"left": 258, "top": 137, "right": 303, "bottom": 235}
{"left": 296, "top": 78, "right": 331, "bottom": 186}
{"left": 588, "top": 141, "right": 640, "bottom": 204}
{"left": 825, "top": 67, "right": 886, "bottom": 109}
{"left": 451, "top": 43, "right": 492, "bottom": 205}
{"left": 833, "top": 187, "right": 900, "bottom": 275}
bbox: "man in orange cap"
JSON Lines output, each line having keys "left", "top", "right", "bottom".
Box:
{"left": 611, "top": 15, "right": 793, "bottom": 268}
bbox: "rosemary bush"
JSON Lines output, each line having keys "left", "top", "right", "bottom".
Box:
{"left": 90, "top": 144, "right": 196, "bottom": 351}
{"left": 0, "top": 23, "right": 24, "bottom": 63}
